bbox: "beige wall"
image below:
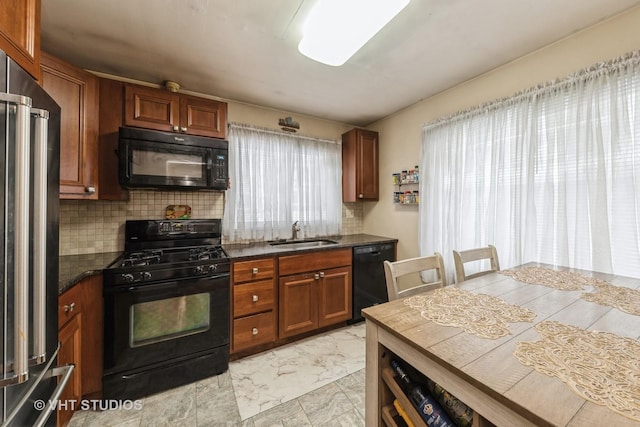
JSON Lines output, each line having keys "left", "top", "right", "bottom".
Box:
{"left": 365, "top": 5, "right": 640, "bottom": 261}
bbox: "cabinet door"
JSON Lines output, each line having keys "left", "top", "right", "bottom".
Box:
{"left": 342, "top": 128, "right": 379, "bottom": 202}
{"left": 233, "top": 258, "right": 275, "bottom": 283}
{"left": 179, "top": 94, "right": 227, "bottom": 139}
{"left": 356, "top": 130, "right": 379, "bottom": 200}
{"left": 57, "top": 313, "right": 82, "bottom": 427}
{"left": 279, "top": 273, "right": 318, "bottom": 339}
{"left": 41, "top": 52, "right": 99, "bottom": 199}
{"left": 80, "top": 275, "right": 103, "bottom": 399}
{"left": 124, "top": 84, "right": 179, "bottom": 132}
{"left": 318, "top": 266, "right": 352, "bottom": 327}
{"left": 0, "top": 0, "right": 40, "bottom": 79}
{"left": 233, "top": 279, "right": 275, "bottom": 317}
{"left": 98, "top": 78, "right": 129, "bottom": 200}
{"left": 233, "top": 311, "right": 276, "bottom": 352}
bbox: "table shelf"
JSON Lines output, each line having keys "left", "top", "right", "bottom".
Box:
{"left": 381, "top": 366, "right": 427, "bottom": 427}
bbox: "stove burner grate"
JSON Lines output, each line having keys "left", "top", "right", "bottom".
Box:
{"left": 122, "top": 250, "right": 163, "bottom": 267}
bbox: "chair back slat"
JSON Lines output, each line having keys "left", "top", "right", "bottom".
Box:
{"left": 453, "top": 245, "right": 500, "bottom": 283}
{"left": 384, "top": 253, "right": 447, "bottom": 301}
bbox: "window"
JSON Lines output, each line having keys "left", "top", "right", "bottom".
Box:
{"left": 421, "top": 52, "right": 640, "bottom": 278}
{"left": 223, "top": 123, "right": 342, "bottom": 242}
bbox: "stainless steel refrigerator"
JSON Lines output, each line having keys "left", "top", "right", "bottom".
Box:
{"left": 1, "top": 51, "right": 74, "bottom": 425}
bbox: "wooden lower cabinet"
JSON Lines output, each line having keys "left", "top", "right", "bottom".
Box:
{"left": 233, "top": 311, "right": 276, "bottom": 352}
{"left": 57, "top": 312, "right": 82, "bottom": 427}
{"left": 279, "top": 273, "right": 318, "bottom": 337}
{"left": 279, "top": 249, "right": 352, "bottom": 340}
{"left": 318, "top": 266, "right": 352, "bottom": 328}
{"left": 231, "top": 258, "right": 277, "bottom": 354}
{"left": 57, "top": 274, "right": 103, "bottom": 426}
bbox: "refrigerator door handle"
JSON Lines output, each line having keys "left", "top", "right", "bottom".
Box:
{"left": 32, "top": 364, "right": 75, "bottom": 427}
{"left": 30, "top": 108, "right": 50, "bottom": 366}
{"left": 3, "top": 346, "right": 75, "bottom": 427}
{"left": 0, "top": 92, "right": 32, "bottom": 387}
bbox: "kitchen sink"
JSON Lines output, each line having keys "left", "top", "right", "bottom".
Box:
{"left": 268, "top": 238, "right": 338, "bottom": 249}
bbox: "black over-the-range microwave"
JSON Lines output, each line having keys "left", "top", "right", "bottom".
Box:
{"left": 118, "top": 126, "right": 229, "bottom": 190}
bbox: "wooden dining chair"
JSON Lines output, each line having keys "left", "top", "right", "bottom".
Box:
{"left": 384, "top": 253, "right": 447, "bottom": 301}
{"left": 452, "top": 245, "right": 500, "bottom": 283}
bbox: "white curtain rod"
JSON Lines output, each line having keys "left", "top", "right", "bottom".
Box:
{"left": 228, "top": 122, "right": 340, "bottom": 145}
{"left": 423, "top": 49, "right": 640, "bottom": 131}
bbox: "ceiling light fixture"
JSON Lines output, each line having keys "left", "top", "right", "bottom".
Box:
{"left": 298, "top": 0, "right": 411, "bottom": 67}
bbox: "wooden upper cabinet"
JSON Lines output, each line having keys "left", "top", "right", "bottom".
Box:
{"left": 125, "top": 83, "right": 227, "bottom": 139}
{"left": 41, "top": 52, "right": 99, "bottom": 199}
{"left": 0, "top": 0, "right": 41, "bottom": 79}
{"left": 124, "top": 84, "right": 179, "bottom": 132}
{"left": 180, "top": 94, "right": 227, "bottom": 139}
{"left": 342, "top": 128, "right": 379, "bottom": 202}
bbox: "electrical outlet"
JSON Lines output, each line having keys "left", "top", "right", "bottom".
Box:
{"left": 345, "top": 207, "right": 354, "bottom": 218}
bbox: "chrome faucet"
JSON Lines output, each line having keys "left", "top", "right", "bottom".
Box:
{"left": 291, "top": 221, "right": 301, "bottom": 240}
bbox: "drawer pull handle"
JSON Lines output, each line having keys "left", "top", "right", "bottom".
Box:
{"left": 314, "top": 274, "right": 320, "bottom": 280}
{"left": 319, "top": 272, "right": 325, "bottom": 278}
{"left": 252, "top": 267, "right": 259, "bottom": 274}
{"left": 63, "top": 303, "right": 75, "bottom": 313}
{"left": 252, "top": 327, "right": 258, "bottom": 336}
{"left": 180, "top": 126, "right": 187, "bottom": 133}
{"left": 252, "top": 294, "right": 259, "bottom": 302}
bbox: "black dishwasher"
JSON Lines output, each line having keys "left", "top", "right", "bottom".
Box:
{"left": 349, "top": 243, "right": 396, "bottom": 323}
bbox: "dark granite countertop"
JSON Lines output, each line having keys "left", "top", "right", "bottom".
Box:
{"left": 59, "top": 252, "right": 122, "bottom": 294}
{"left": 58, "top": 234, "right": 397, "bottom": 293}
{"left": 222, "top": 233, "right": 398, "bottom": 260}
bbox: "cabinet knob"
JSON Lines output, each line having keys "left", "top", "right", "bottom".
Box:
{"left": 173, "top": 125, "right": 179, "bottom": 132}
{"left": 358, "top": 194, "right": 364, "bottom": 198}
{"left": 252, "top": 327, "right": 259, "bottom": 336}
{"left": 63, "top": 302, "right": 75, "bottom": 313}
{"left": 180, "top": 127, "right": 188, "bottom": 133}
{"left": 85, "top": 186, "right": 96, "bottom": 194}
{"left": 252, "top": 294, "right": 259, "bottom": 302}
{"left": 319, "top": 272, "right": 325, "bottom": 278}
{"left": 314, "top": 274, "right": 320, "bottom": 280}
{"left": 252, "top": 267, "right": 259, "bottom": 275}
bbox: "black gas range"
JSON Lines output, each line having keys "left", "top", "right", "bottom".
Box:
{"left": 102, "top": 219, "right": 230, "bottom": 400}
{"left": 105, "top": 219, "right": 231, "bottom": 286}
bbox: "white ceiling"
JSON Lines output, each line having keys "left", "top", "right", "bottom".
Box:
{"left": 40, "top": 0, "right": 640, "bottom": 127}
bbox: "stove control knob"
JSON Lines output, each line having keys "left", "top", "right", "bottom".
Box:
{"left": 194, "top": 265, "right": 205, "bottom": 275}
{"left": 208, "top": 264, "right": 218, "bottom": 273}
{"left": 140, "top": 272, "right": 152, "bottom": 281}
{"left": 122, "top": 273, "right": 134, "bottom": 283}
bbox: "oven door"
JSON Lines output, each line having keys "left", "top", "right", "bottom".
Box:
{"left": 103, "top": 273, "right": 229, "bottom": 375}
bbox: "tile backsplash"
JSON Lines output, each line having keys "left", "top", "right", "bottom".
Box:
{"left": 59, "top": 190, "right": 363, "bottom": 255}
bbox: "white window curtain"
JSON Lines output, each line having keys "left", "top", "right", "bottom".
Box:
{"left": 420, "top": 51, "right": 640, "bottom": 280}
{"left": 223, "top": 123, "right": 342, "bottom": 242}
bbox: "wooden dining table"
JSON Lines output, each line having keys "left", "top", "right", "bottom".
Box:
{"left": 362, "top": 262, "right": 640, "bottom": 427}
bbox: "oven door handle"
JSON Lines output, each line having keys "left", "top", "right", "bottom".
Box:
{"left": 125, "top": 275, "right": 228, "bottom": 297}
{"left": 127, "top": 282, "right": 181, "bottom": 293}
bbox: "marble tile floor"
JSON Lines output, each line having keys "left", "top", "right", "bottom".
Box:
{"left": 68, "top": 322, "right": 366, "bottom": 426}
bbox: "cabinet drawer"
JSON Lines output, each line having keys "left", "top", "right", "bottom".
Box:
{"left": 233, "top": 312, "right": 275, "bottom": 352}
{"left": 279, "top": 248, "right": 352, "bottom": 276}
{"left": 58, "top": 285, "right": 83, "bottom": 327}
{"left": 233, "top": 258, "right": 275, "bottom": 283}
{"left": 233, "top": 279, "right": 275, "bottom": 317}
